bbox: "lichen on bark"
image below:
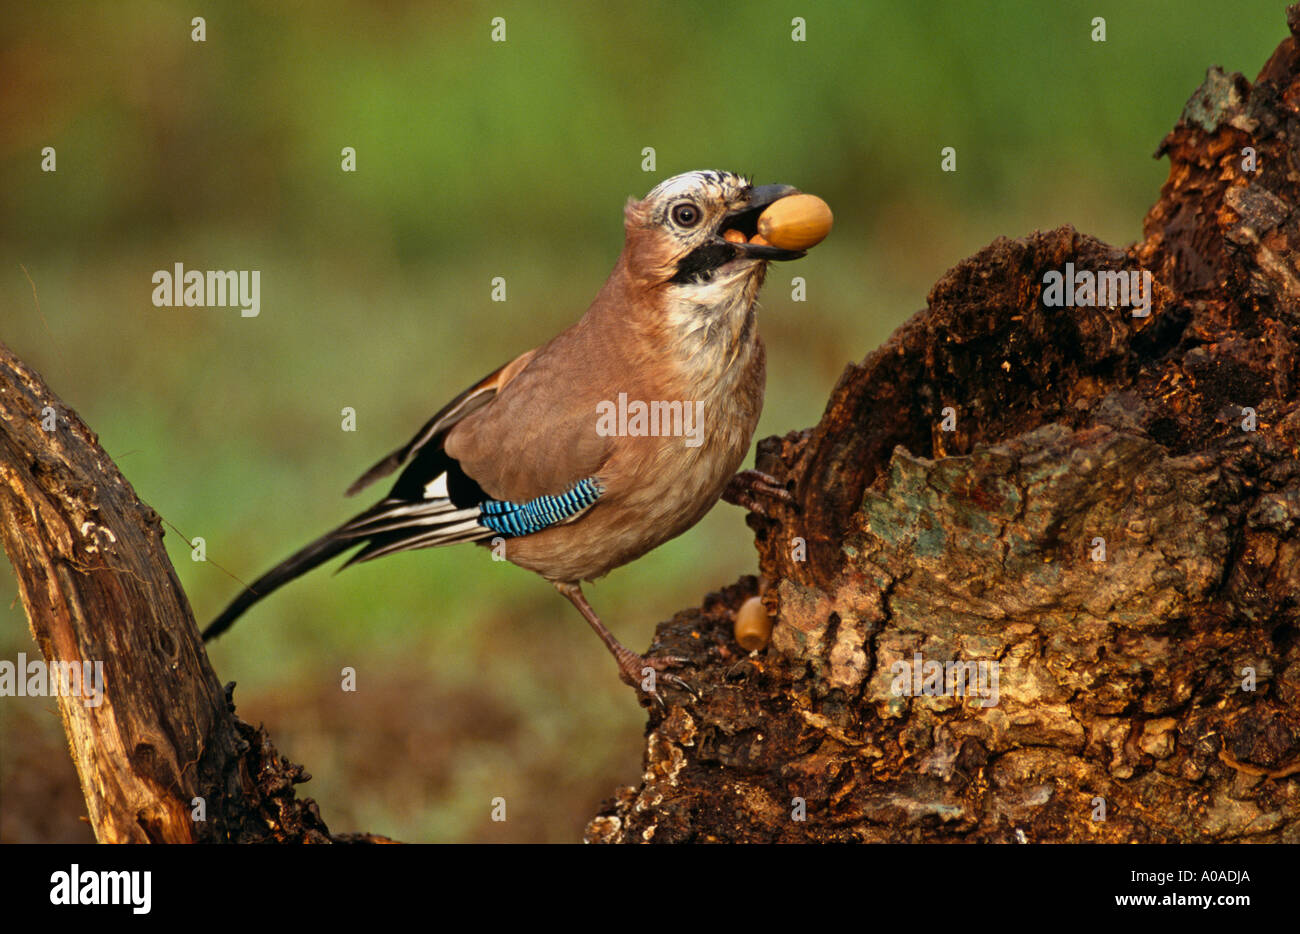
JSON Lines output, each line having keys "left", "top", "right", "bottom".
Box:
{"left": 587, "top": 8, "right": 1300, "bottom": 844}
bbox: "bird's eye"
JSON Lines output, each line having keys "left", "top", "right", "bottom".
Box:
{"left": 671, "top": 202, "right": 701, "bottom": 227}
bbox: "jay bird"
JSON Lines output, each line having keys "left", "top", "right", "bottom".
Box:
{"left": 204, "top": 170, "right": 810, "bottom": 699}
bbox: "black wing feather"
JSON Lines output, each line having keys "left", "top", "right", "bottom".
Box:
{"left": 206, "top": 367, "right": 506, "bottom": 641}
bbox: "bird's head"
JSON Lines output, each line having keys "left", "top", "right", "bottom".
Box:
{"left": 621, "top": 170, "right": 806, "bottom": 289}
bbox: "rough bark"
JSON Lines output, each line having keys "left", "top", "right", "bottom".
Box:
{"left": 587, "top": 10, "right": 1300, "bottom": 843}
{"left": 0, "top": 341, "right": 337, "bottom": 843}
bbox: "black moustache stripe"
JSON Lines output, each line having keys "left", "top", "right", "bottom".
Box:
{"left": 669, "top": 241, "right": 739, "bottom": 285}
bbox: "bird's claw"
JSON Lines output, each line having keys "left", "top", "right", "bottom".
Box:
{"left": 618, "top": 652, "right": 698, "bottom": 707}
{"left": 723, "top": 469, "right": 795, "bottom": 516}
{"left": 657, "top": 669, "right": 699, "bottom": 700}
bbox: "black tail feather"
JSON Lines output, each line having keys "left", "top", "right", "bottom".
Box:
{"left": 202, "top": 533, "right": 359, "bottom": 641}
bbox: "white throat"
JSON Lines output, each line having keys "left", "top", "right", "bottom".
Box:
{"left": 662, "top": 260, "right": 765, "bottom": 373}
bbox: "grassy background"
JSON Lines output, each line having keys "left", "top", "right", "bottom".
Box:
{"left": 0, "top": 0, "right": 1287, "bottom": 842}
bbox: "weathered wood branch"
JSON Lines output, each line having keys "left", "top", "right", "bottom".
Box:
{"left": 587, "top": 9, "right": 1300, "bottom": 842}
{"left": 0, "top": 341, "right": 335, "bottom": 843}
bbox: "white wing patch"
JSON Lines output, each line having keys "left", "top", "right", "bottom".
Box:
{"left": 423, "top": 473, "right": 449, "bottom": 500}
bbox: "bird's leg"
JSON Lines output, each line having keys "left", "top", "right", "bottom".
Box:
{"left": 722, "top": 469, "right": 795, "bottom": 516}
{"left": 553, "top": 580, "right": 691, "bottom": 699}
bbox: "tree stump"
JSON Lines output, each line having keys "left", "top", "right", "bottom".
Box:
{"left": 586, "top": 10, "right": 1300, "bottom": 843}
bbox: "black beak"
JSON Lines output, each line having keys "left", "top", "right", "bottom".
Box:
{"left": 745, "top": 183, "right": 800, "bottom": 210}
{"left": 720, "top": 183, "right": 806, "bottom": 261}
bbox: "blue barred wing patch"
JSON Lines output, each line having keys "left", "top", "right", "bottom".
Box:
{"left": 478, "top": 477, "right": 603, "bottom": 537}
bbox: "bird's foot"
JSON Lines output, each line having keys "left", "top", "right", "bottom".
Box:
{"left": 613, "top": 647, "right": 697, "bottom": 707}
{"left": 723, "top": 469, "right": 795, "bottom": 517}
{"left": 552, "top": 579, "right": 698, "bottom": 708}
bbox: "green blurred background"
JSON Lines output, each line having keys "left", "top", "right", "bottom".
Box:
{"left": 0, "top": 1, "right": 1286, "bottom": 842}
